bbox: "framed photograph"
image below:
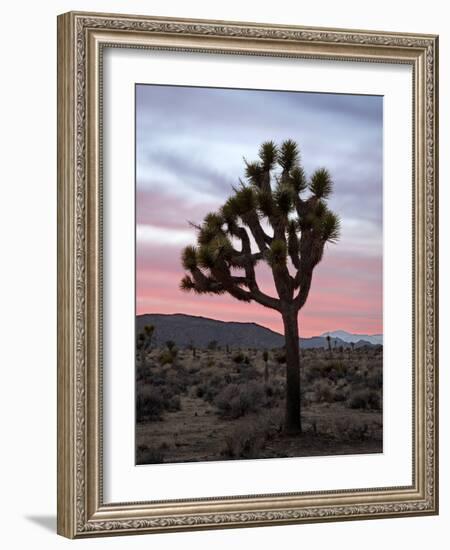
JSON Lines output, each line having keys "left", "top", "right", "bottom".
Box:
{"left": 57, "top": 11, "right": 439, "bottom": 538}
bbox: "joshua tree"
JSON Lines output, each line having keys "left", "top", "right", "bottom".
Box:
{"left": 326, "top": 334, "right": 332, "bottom": 354}
{"left": 159, "top": 339, "right": 178, "bottom": 366}
{"left": 166, "top": 340, "right": 176, "bottom": 351}
{"left": 208, "top": 340, "right": 218, "bottom": 351}
{"left": 188, "top": 340, "right": 197, "bottom": 357}
{"left": 180, "top": 140, "right": 340, "bottom": 433}
{"left": 263, "top": 350, "right": 270, "bottom": 384}
{"left": 165, "top": 340, "right": 177, "bottom": 361}
{"left": 136, "top": 324, "right": 154, "bottom": 367}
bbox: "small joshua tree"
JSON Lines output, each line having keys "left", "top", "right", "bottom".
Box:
{"left": 166, "top": 340, "right": 176, "bottom": 352}
{"left": 159, "top": 340, "right": 178, "bottom": 366}
{"left": 263, "top": 350, "right": 270, "bottom": 384}
{"left": 136, "top": 324, "right": 154, "bottom": 367}
{"left": 208, "top": 340, "right": 218, "bottom": 351}
{"left": 180, "top": 140, "right": 340, "bottom": 433}
{"left": 326, "top": 334, "right": 332, "bottom": 357}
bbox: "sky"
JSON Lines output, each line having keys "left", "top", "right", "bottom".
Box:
{"left": 136, "top": 84, "right": 383, "bottom": 338}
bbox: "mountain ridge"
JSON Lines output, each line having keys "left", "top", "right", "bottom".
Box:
{"left": 136, "top": 313, "right": 381, "bottom": 350}
{"left": 321, "top": 330, "right": 383, "bottom": 346}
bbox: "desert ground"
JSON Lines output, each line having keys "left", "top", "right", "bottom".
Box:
{"left": 136, "top": 343, "right": 382, "bottom": 464}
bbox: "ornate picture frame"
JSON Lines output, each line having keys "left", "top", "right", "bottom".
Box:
{"left": 57, "top": 11, "right": 438, "bottom": 538}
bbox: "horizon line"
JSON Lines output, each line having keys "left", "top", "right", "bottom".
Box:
{"left": 136, "top": 311, "right": 383, "bottom": 338}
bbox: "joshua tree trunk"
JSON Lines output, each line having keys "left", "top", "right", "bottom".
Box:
{"left": 282, "top": 308, "right": 302, "bottom": 434}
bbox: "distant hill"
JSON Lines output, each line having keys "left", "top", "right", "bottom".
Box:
{"left": 136, "top": 313, "right": 381, "bottom": 350}
{"left": 321, "top": 330, "right": 383, "bottom": 346}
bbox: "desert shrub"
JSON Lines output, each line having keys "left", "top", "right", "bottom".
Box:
{"left": 210, "top": 373, "right": 223, "bottom": 386}
{"left": 263, "top": 408, "right": 284, "bottom": 438}
{"left": 221, "top": 424, "right": 264, "bottom": 459}
{"left": 149, "top": 371, "right": 167, "bottom": 387}
{"left": 136, "top": 444, "right": 165, "bottom": 464}
{"left": 333, "top": 389, "right": 347, "bottom": 402}
{"left": 164, "top": 364, "right": 192, "bottom": 394}
{"left": 330, "top": 419, "right": 371, "bottom": 441}
{"left": 367, "top": 369, "right": 383, "bottom": 390}
{"left": 233, "top": 352, "right": 245, "bottom": 364}
{"left": 344, "top": 369, "right": 366, "bottom": 386}
{"left": 239, "top": 381, "right": 265, "bottom": 413}
{"left": 193, "top": 374, "right": 227, "bottom": 403}
{"left": 237, "top": 364, "right": 259, "bottom": 382}
{"left": 212, "top": 384, "right": 239, "bottom": 413}
{"left": 221, "top": 411, "right": 284, "bottom": 459}
{"left": 136, "top": 363, "right": 152, "bottom": 382}
{"left": 347, "top": 388, "right": 381, "bottom": 410}
{"left": 311, "top": 379, "right": 336, "bottom": 403}
{"left": 159, "top": 350, "right": 174, "bottom": 366}
{"left": 347, "top": 392, "right": 366, "bottom": 409}
{"left": 263, "top": 379, "right": 284, "bottom": 403}
{"left": 326, "top": 361, "right": 350, "bottom": 381}
{"left": 136, "top": 386, "right": 164, "bottom": 422}
{"left": 195, "top": 384, "right": 206, "bottom": 398}
{"left": 166, "top": 395, "right": 181, "bottom": 412}
{"left": 188, "top": 365, "right": 200, "bottom": 375}
{"left": 368, "top": 390, "right": 382, "bottom": 410}
{"left": 214, "top": 382, "right": 265, "bottom": 419}
{"left": 303, "top": 363, "right": 324, "bottom": 384}
{"left": 346, "top": 423, "right": 369, "bottom": 440}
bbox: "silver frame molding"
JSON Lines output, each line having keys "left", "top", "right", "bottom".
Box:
{"left": 57, "top": 11, "right": 439, "bottom": 538}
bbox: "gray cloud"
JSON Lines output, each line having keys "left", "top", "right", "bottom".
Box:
{"left": 142, "top": 150, "right": 236, "bottom": 198}
{"left": 136, "top": 83, "right": 383, "bottom": 259}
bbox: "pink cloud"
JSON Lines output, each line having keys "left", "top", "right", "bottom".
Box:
{"left": 136, "top": 241, "right": 382, "bottom": 337}
{"left": 136, "top": 188, "right": 220, "bottom": 230}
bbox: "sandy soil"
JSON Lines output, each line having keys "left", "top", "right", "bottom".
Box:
{"left": 136, "top": 397, "right": 382, "bottom": 463}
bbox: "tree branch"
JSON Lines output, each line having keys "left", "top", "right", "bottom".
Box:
{"left": 294, "top": 271, "right": 312, "bottom": 310}
{"left": 218, "top": 226, "right": 280, "bottom": 311}
{"left": 210, "top": 261, "right": 253, "bottom": 302}
{"left": 241, "top": 211, "right": 272, "bottom": 252}
{"left": 190, "top": 266, "right": 224, "bottom": 294}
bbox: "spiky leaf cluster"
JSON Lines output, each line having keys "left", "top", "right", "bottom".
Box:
{"left": 309, "top": 168, "right": 332, "bottom": 198}
{"left": 268, "top": 239, "right": 287, "bottom": 270}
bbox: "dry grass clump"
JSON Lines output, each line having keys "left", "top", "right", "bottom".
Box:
{"left": 347, "top": 388, "right": 381, "bottom": 410}
{"left": 214, "top": 381, "right": 266, "bottom": 419}
{"left": 221, "top": 411, "right": 284, "bottom": 459}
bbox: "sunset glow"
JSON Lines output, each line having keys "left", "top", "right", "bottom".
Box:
{"left": 136, "top": 85, "right": 383, "bottom": 338}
